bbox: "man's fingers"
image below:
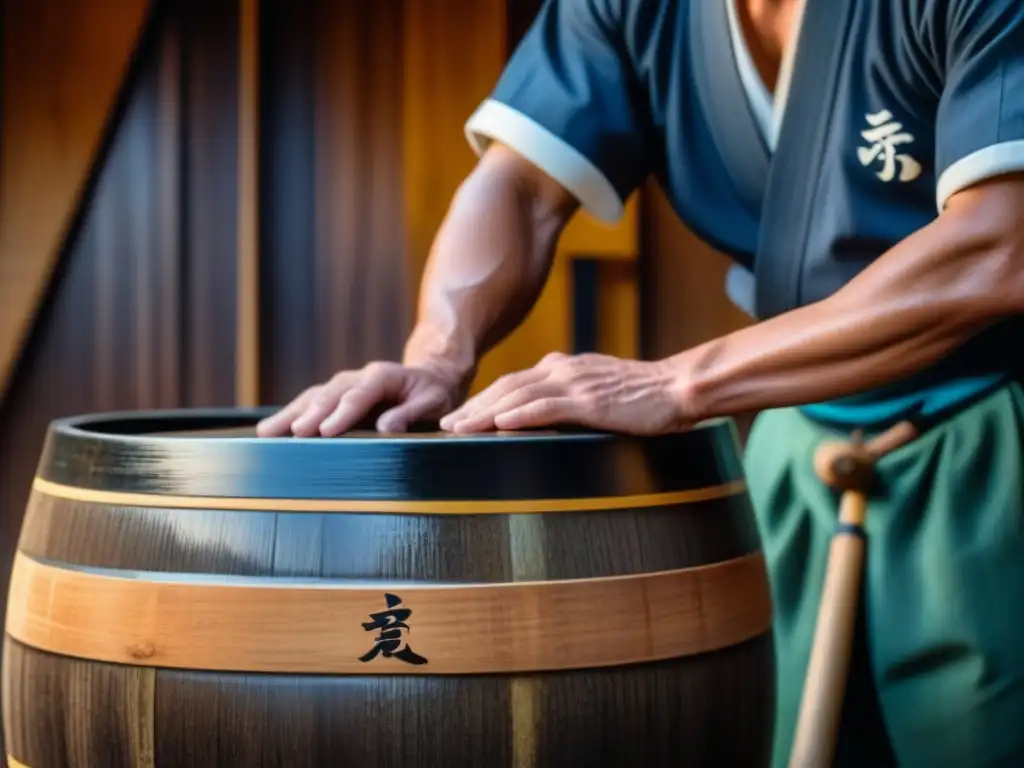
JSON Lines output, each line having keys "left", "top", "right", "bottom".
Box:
{"left": 376, "top": 388, "right": 448, "bottom": 433}
{"left": 319, "top": 382, "right": 386, "bottom": 436}
{"left": 440, "top": 369, "right": 545, "bottom": 430}
{"left": 291, "top": 387, "right": 348, "bottom": 437}
{"left": 492, "top": 397, "right": 583, "bottom": 431}
{"left": 255, "top": 406, "right": 301, "bottom": 437}
{"left": 446, "top": 383, "right": 559, "bottom": 433}
{"left": 256, "top": 362, "right": 458, "bottom": 439}
{"left": 317, "top": 365, "right": 413, "bottom": 436}
{"left": 256, "top": 387, "right": 321, "bottom": 437}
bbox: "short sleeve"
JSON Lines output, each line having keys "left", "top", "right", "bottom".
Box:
{"left": 934, "top": 0, "right": 1024, "bottom": 211}
{"left": 464, "top": 0, "right": 648, "bottom": 222}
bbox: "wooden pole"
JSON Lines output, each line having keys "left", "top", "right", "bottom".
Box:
{"left": 236, "top": 0, "right": 260, "bottom": 406}
{"left": 789, "top": 421, "right": 918, "bottom": 767}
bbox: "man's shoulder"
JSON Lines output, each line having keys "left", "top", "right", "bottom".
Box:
{"left": 540, "top": 0, "right": 688, "bottom": 81}
{"left": 596, "top": 0, "right": 690, "bottom": 64}
{"left": 571, "top": 0, "right": 686, "bottom": 27}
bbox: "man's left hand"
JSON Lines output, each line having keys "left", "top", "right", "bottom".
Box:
{"left": 439, "top": 352, "right": 694, "bottom": 435}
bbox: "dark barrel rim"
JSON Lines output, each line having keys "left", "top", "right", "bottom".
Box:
{"left": 46, "top": 407, "right": 735, "bottom": 443}
{"left": 34, "top": 408, "right": 746, "bottom": 502}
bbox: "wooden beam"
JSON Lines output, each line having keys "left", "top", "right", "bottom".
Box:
{"left": 236, "top": 0, "right": 260, "bottom": 406}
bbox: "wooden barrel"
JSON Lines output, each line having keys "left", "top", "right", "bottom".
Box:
{"left": 3, "top": 409, "right": 774, "bottom": 767}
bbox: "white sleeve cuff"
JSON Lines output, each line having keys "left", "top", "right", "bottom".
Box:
{"left": 936, "top": 140, "right": 1024, "bottom": 211}
{"left": 464, "top": 99, "right": 625, "bottom": 223}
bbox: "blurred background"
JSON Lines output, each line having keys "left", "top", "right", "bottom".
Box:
{"left": 0, "top": 0, "right": 751, "bottom": 737}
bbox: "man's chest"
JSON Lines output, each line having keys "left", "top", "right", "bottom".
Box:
{"left": 732, "top": 0, "right": 799, "bottom": 95}
{"left": 634, "top": 0, "right": 944, "bottom": 315}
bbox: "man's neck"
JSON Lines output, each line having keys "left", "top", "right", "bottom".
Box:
{"left": 736, "top": 0, "right": 801, "bottom": 93}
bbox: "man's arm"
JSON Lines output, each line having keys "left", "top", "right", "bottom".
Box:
{"left": 403, "top": 144, "right": 578, "bottom": 385}
{"left": 443, "top": 175, "right": 1024, "bottom": 436}
{"left": 670, "top": 174, "right": 1024, "bottom": 422}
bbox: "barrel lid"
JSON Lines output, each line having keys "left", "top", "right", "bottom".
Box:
{"left": 34, "top": 408, "right": 745, "bottom": 503}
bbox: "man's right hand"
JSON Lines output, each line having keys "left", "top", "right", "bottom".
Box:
{"left": 255, "top": 361, "right": 464, "bottom": 437}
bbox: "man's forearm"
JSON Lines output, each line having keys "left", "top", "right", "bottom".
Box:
{"left": 670, "top": 177, "right": 1024, "bottom": 421}
{"left": 403, "top": 146, "right": 577, "bottom": 384}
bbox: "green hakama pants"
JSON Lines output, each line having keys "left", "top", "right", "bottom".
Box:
{"left": 745, "top": 381, "right": 1024, "bottom": 767}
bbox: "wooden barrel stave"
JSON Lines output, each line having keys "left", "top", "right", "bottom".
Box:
{"left": 17, "top": 494, "right": 761, "bottom": 581}
{"left": 6, "top": 636, "right": 773, "bottom": 767}
{"left": 4, "top": 409, "right": 774, "bottom": 767}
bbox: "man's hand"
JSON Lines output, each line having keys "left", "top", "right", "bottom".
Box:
{"left": 439, "top": 352, "right": 693, "bottom": 435}
{"left": 256, "top": 362, "right": 463, "bottom": 437}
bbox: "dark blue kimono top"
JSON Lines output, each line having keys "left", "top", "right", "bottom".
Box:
{"left": 464, "top": 0, "right": 1024, "bottom": 429}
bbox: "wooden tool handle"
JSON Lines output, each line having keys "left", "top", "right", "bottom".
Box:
{"left": 788, "top": 490, "right": 868, "bottom": 768}
{"left": 789, "top": 420, "right": 917, "bottom": 767}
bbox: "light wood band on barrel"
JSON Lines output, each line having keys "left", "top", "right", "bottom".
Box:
{"left": 31, "top": 476, "right": 747, "bottom": 514}
{"left": 6, "top": 551, "right": 771, "bottom": 675}
{"left": 8, "top": 757, "right": 28, "bottom": 768}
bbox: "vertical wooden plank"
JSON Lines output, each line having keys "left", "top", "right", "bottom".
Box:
{"left": 156, "top": 17, "right": 184, "bottom": 409}
{"left": 236, "top": 0, "right": 261, "bottom": 406}
{"left": 260, "top": 0, "right": 412, "bottom": 401}
{"left": 258, "top": 0, "right": 317, "bottom": 404}
{"left": 596, "top": 260, "right": 640, "bottom": 359}
{"left": 558, "top": 196, "right": 640, "bottom": 258}
{"left": 315, "top": 0, "right": 409, "bottom": 372}
{"left": 180, "top": 0, "right": 241, "bottom": 407}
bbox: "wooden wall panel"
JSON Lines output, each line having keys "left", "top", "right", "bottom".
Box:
{"left": 596, "top": 260, "right": 640, "bottom": 359}
{"left": 315, "top": 0, "right": 409, "bottom": 369}
{"left": 258, "top": 0, "right": 318, "bottom": 404}
{"left": 0, "top": 0, "right": 151, "bottom": 405}
{"left": 181, "top": 0, "right": 241, "bottom": 406}
{"left": 259, "top": 0, "right": 412, "bottom": 406}
{"left": 558, "top": 197, "right": 640, "bottom": 259}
